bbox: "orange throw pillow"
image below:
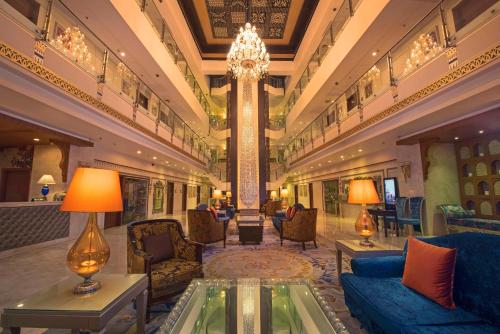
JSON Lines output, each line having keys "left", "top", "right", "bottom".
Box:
{"left": 402, "top": 237, "right": 457, "bottom": 309}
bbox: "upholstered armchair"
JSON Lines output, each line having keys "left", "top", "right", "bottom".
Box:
{"left": 279, "top": 208, "right": 318, "bottom": 250}
{"left": 265, "top": 200, "right": 282, "bottom": 218}
{"left": 187, "top": 209, "right": 227, "bottom": 247}
{"left": 127, "top": 219, "right": 203, "bottom": 320}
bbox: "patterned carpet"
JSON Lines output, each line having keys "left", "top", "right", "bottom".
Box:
{"left": 43, "top": 219, "right": 364, "bottom": 334}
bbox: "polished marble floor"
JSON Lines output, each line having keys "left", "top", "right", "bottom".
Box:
{"left": 0, "top": 213, "right": 407, "bottom": 333}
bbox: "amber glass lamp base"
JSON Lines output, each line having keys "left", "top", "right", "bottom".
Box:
{"left": 355, "top": 204, "right": 375, "bottom": 248}
{"left": 67, "top": 212, "right": 110, "bottom": 294}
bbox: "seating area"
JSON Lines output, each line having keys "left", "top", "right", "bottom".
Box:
{"left": 0, "top": 0, "right": 499, "bottom": 333}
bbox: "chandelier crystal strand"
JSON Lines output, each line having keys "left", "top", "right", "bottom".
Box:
{"left": 227, "top": 23, "right": 270, "bottom": 80}
{"left": 239, "top": 79, "right": 258, "bottom": 208}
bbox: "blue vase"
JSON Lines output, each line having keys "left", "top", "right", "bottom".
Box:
{"left": 41, "top": 185, "right": 49, "bottom": 196}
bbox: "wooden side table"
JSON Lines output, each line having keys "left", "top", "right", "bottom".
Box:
{"left": 335, "top": 239, "right": 403, "bottom": 280}
{"left": 1, "top": 274, "right": 148, "bottom": 334}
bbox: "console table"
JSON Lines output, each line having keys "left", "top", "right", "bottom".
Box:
{"left": 1, "top": 274, "right": 148, "bottom": 334}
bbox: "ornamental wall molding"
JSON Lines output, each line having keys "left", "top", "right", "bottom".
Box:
{"left": 0, "top": 40, "right": 206, "bottom": 167}
{"left": 290, "top": 44, "right": 500, "bottom": 167}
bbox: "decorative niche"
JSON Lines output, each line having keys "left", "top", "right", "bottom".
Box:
{"left": 455, "top": 132, "right": 500, "bottom": 219}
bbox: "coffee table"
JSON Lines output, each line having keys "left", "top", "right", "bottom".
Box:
{"left": 335, "top": 239, "right": 403, "bottom": 280}
{"left": 158, "top": 278, "right": 349, "bottom": 333}
{"left": 236, "top": 215, "right": 264, "bottom": 244}
{"left": 1, "top": 274, "right": 148, "bottom": 334}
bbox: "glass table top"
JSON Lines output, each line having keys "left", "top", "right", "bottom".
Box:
{"left": 159, "top": 279, "right": 349, "bottom": 334}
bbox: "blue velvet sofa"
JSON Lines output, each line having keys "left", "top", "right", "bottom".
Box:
{"left": 341, "top": 233, "right": 500, "bottom": 334}
{"left": 439, "top": 204, "right": 500, "bottom": 234}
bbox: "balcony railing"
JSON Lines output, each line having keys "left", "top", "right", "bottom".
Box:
{"left": 268, "top": 117, "right": 286, "bottom": 131}
{"left": 284, "top": 0, "right": 356, "bottom": 116}
{"left": 0, "top": 0, "right": 211, "bottom": 162}
{"left": 284, "top": 0, "right": 499, "bottom": 162}
{"left": 137, "top": 0, "right": 212, "bottom": 116}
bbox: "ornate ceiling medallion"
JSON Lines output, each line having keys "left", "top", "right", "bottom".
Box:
{"left": 227, "top": 22, "right": 270, "bottom": 80}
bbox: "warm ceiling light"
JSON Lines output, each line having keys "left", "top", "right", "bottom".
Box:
{"left": 358, "top": 149, "right": 363, "bottom": 152}
{"left": 478, "top": 130, "right": 484, "bottom": 134}
{"left": 310, "top": 166, "right": 313, "bottom": 169}
{"left": 454, "top": 136, "right": 459, "bottom": 140}
{"left": 120, "top": 51, "right": 125, "bottom": 57}
{"left": 136, "top": 150, "right": 141, "bottom": 154}
{"left": 33, "top": 138, "right": 40, "bottom": 142}
{"left": 328, "top": 160, "right": 332, "bottom": 163}
{"left": 371, "top": 51, "right": 378, "bottom": 56}
{"left": 153, "top": 156, "right": 157, "bottom": 160}
{"left": 340, "top": 155, "right": 344, "bottom": 159}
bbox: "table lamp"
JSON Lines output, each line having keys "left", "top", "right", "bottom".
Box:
{"left": 270, "top": 190, "right": 277, "bottom": 200}
{"left": 213, "top": 189, "right": 223, "bottom": 209}
{"left": 37, "top": 174, "right": 56, "bottom": 198}
{"left": 60, "top": 167, "right": 122, "bottom": 294}
{"left": 226, "top": 191, "right": 232, "bottom": 205}
{"left": 280, "top": 188, "right": 289, "bottom": 209}
{"left": 348, "top": 179, "right": 380, "bottom": 247}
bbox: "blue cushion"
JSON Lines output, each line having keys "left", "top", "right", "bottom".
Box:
{"left": 398, "top": 218, "right": 421, "bottom": 226}
{"left": 447, "top": 218, "right": 500, "bottom": 231}
{"left": 351, "top": 256, "right": 405, "bottom": 278}
{"left": 272, "top": 216, "right": 281, "bottom": 232}
{"left": 403, "top": 323, "right": 500, "bottom": 334}
{"left": 341, "top": 274, "right": 484, "bottom": 334}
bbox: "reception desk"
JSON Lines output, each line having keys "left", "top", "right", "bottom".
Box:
{"left": 0, "top": 202, "right": 69, "bottom": 252}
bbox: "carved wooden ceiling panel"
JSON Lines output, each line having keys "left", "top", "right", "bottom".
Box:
{"left": 178, "top": 0, "right": 319, "bottom": 60}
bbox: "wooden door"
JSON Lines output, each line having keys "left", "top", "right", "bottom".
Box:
{"left": 0, "top": 168, "right": 31, "bottom": 202}
{"left": 166, "top": 182, "right": 174, "bottom": 214}
{"left": 196, "top": 185, "right": 201, "bottom": 204}
{"left": 294, "top": 184, "right": 299, "bottom": 204}
{"left": 309, "top": 183, "right": 314, "bottom": 208}
{"left": 182, "top": 184, "right": 187, "bottom": 211}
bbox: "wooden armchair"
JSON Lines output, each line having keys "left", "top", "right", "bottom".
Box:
{"left": 279, "top": 208, "right": 318, "bottom": 250}
{"left": 187, "top": 209, "right": 227, "bottom": 247}
{"left": 127, "top": 219, "right": 203, "bottom": 320}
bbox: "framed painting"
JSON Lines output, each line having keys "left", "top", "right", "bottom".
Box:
{"left": 152, "top": 180, "right": 164, "bottom": 213}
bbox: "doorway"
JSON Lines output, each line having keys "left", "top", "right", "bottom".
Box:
{"left": 196, "top": 185, "right": 201, "bottom": 205}
{"left": 182, "top": 184, "right": 187, "bottom": 211}
{"left": 309, "top": 183, "right": 314, "bottom": 208}
{"left": 323, "top": 180, "right": 340, "bottom": 216}
{"left": 0, "top": 168, "right": 31, "bottom": 202}
{"left": 120, "top": 176, "right": 148, "bottom": 225}
{"left": 166, "top": 182, "right": 174, "bottom": 214}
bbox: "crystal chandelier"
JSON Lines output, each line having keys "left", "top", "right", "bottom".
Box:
{"left": 227, "top": 23, "right": 270, "bottom": 80}
{"left": 403, "top": 33, "right": 442, "bottom": 76}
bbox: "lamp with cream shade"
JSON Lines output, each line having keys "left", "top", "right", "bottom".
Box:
{"left": 348, "top": 179, "right": 380, "bottom": 247}
{"left": 212, "top": 189, "right": 223, "bottom": 209}
{"left": 60, "top": 167, "right": 123, "bottom": 294}
{"left": 270, "top": 190, "right": 277, "bottom": 200}
{"left": 37, "top": 174, "right": 56, "bottom": 198}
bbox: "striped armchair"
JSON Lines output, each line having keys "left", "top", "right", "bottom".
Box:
{"left": 127, "top": 219, "right": 203, "bottom": 320}
{"left": 278, "top": 208, "right": 318, "bottom": 250}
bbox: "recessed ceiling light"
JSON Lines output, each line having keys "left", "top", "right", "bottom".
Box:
{"left": 454, "top": 136, "right": 459, "bottom": 140}
{"left": 318, "top": 163, "right": 322, "bottom": 166}
{"left": 153, "top": 156, "right": 157, "bottom": 160}
{"left": 340, "top": 155, "right": 344, "bottom": 159}
{"left": 136, "top": 150, "right": 141, "bottom": 154}
{"left": 358, "top": 148, "right": 363, "bottom": 152}
{"left": 371, "top": 51, "right": 378, "bottom": 56}
{"left": 310, "top": 166, "right": 313, "bottom": 169}
{"left": 33, "top": 138, "right": 40, "bottom": 142}
{"left": 120, "top": 51, "right": 125, "bottom": 57}
{"left": 165, "top": 160, "right": 169, "bottom": 163}
{"left": 478, "top": 130, "right": 484, "bottom": 134}
{"left": 328, "top": 160, "right": 332, "bottom": 163}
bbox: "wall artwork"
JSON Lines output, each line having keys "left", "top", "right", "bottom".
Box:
{"left": 152, "top": 180, "right": 164, "bottom": 213}
{"left": 340, "top": 170, "right": 384, "bottom": 202}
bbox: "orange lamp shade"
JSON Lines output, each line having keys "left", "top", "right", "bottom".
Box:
{"left": 60, "top": 168, "right": 123, "bottom": 212}
{"left": 348, "top": 179, "right": 380, "bottom": 204}
{"left": 213, "top": 189, "right": 223, "bottom": 199}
